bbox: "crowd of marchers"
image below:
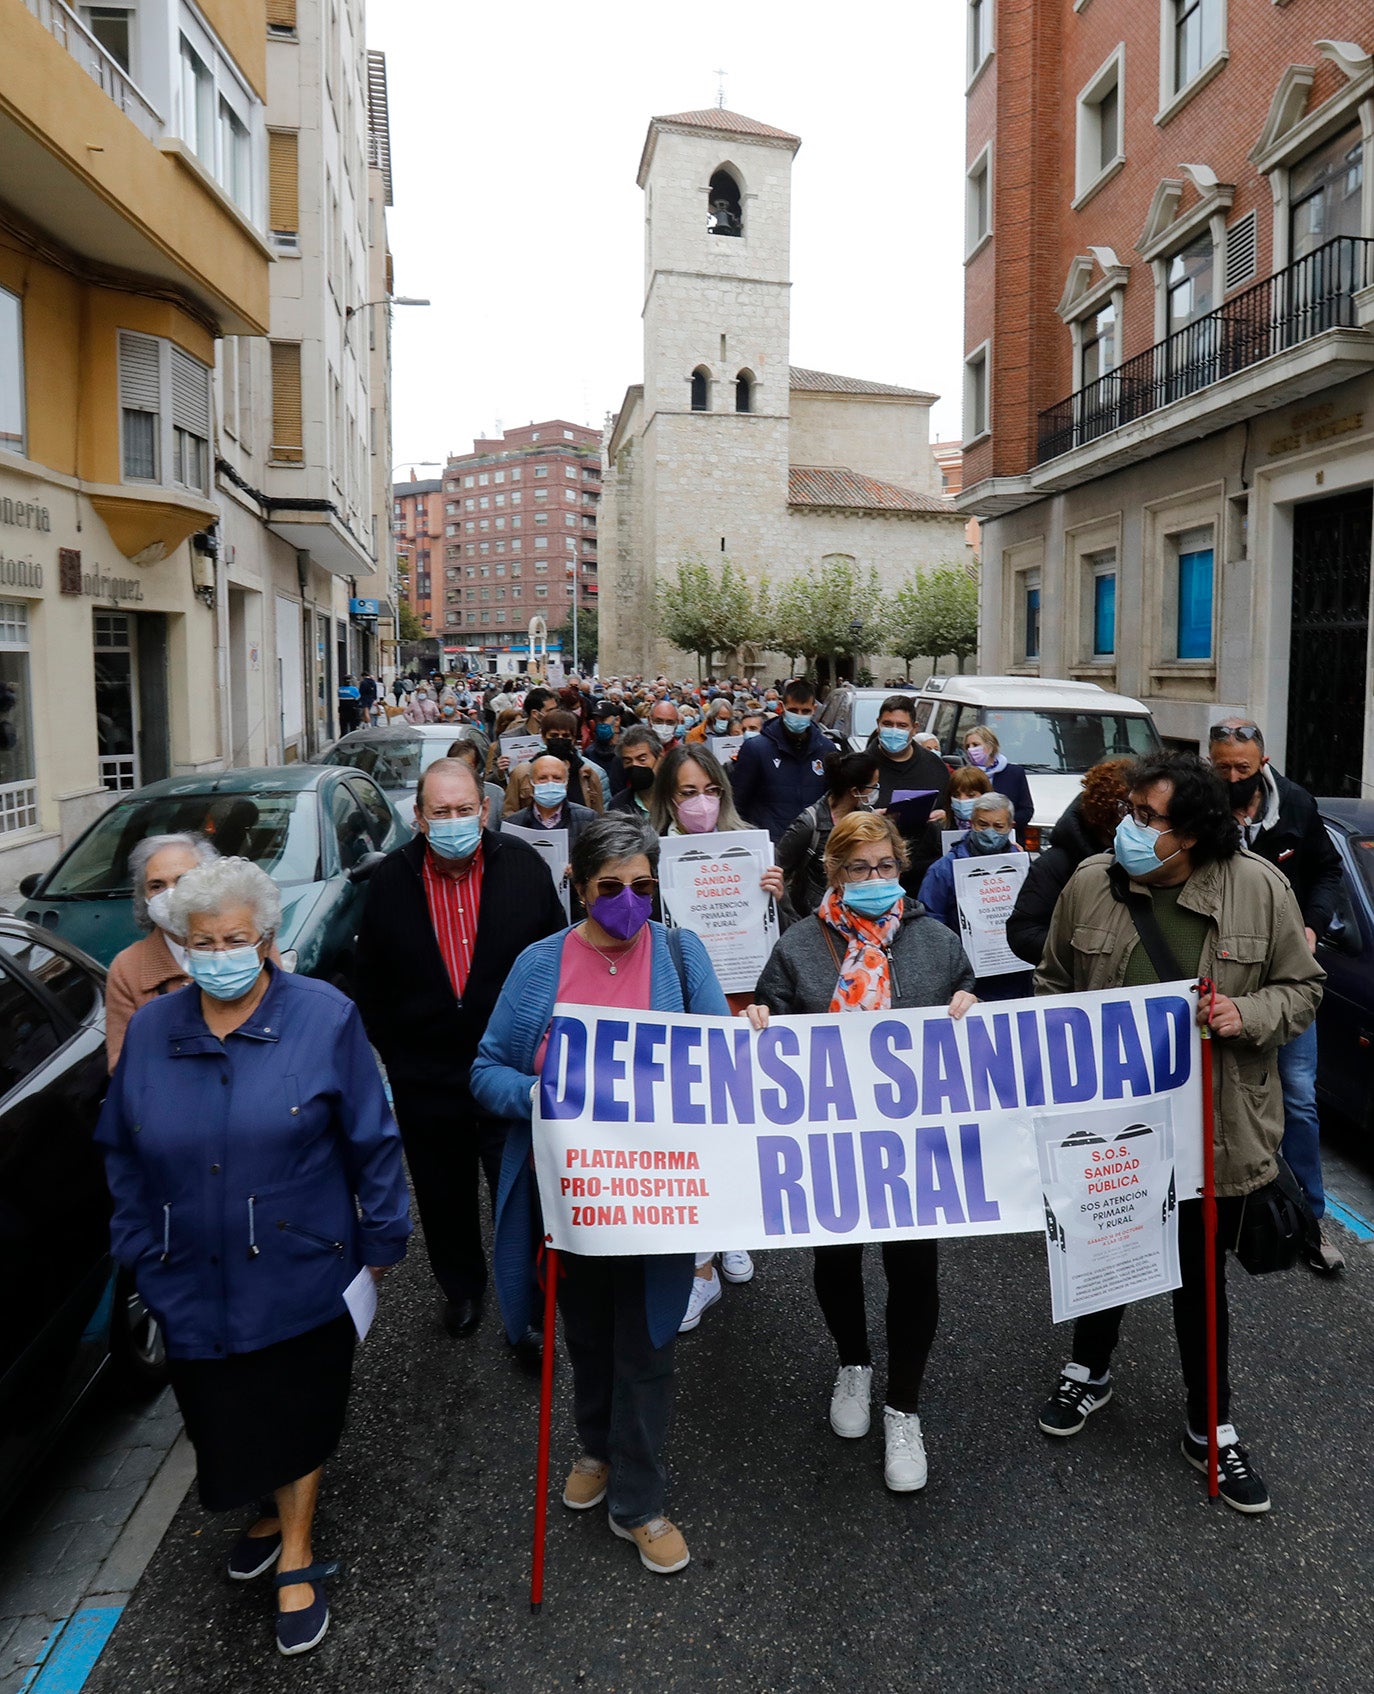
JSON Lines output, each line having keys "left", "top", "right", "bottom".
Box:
{"left": 92, "top": 669, "right": 1341, "bottom": 1656}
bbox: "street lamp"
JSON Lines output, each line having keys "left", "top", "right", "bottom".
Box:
{"left": 345, "top": 294, "right": 430, "bottom": 322}
{"left": 566, "top": 561, "right": 579, "bottom": 674}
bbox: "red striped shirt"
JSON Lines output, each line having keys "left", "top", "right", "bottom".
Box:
{"left": 421, "top": 844, "right": 485, "bottom": 999}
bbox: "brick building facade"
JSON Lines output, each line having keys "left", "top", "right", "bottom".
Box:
{"left": 391, "top": 475, "right": 443, "bottom": 637}
{"left": 960, "top": 0, "right": 1374, "bottom": 795}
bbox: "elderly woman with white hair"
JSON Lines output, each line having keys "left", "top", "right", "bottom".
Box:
{"left": 96, "top": 856, "right": 411, "bottom": 1658}
{"left": 104, "top": 832, "right": 218, "bottom": 1070}
{"left": 917, "top": 790, "right": 1033, "bottom": 1000}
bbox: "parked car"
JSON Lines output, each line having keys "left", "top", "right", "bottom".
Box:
{"left": 1315, "top": 800, "right": 1374, "bottom": 1133}
{"left": 0, "top": 917, "right": 165, "bottom": 1514}
{"left": 821, "top": 676, "right": 1162, "bottom": 849}
{"left": 14, "top": 766, "right": 409, "bottom": 986}
{"left": 320, "top": 724, "right": 501, "bottom": 824}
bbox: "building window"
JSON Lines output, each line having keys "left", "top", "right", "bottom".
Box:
{"left": 964, "top": 344, "right": 989, "bottom": 441}
{"left": 968, "top": 0, "right": 992, "bottom": 80}
{"left": 178, "top": 35, "right": 214, "bottom": 161}
{"left": 1289, "top": 123, "right": 1363, "bottom": 263}
{"left": 1081, "top": 302, "right": 1117, "bottom": 387}
{"left": 0, "top": 287, "right": 24, "bottom": 453}
{"left": 1173, "top": 0, "right": 1222, "bottom": 93}
{"left": 1075, "top": 49, "right": 1123, "bottom": 201}
{"left": 735, "top": 370, "right": 754, "bottom": 413}
{"left": 708, "top": 169, "right": 742, "bottom": 236}
{"left": 1092, "top": 561, "right": 1117, "bottom": 657}
{"left": 178, "top": 12, "right": 258, "bottom": 221}
{"left": 1165, "top": 230, "right": 1214, "bottom": 333}
{"left": 1023, "top": 573, "right": 1041, "bottom": 661}
{"left": 533, "top": 466, "right": 547, "bottom": 478}
{"left": 966, "top": 146, "right": 991, "bottom": 254}
{"left": 118, "top": 331, "right": 210, "bottom": 492}
{"left": 269, "top": 341, "right": 304, "bottom": 463}
{"left": 0, "top": 600, "right": 36, "bottom": 834}
{"left": 268, "top": 130, "right": 299, "bottom": 248}
{"left": 80, "top": 6, "right": 133, "bottom": 70}
{"left": 1175, "top": 530, "right": 1214, "bottom": 659}
{"left": 690, "top": 368, "right": 710, "bottom": 411}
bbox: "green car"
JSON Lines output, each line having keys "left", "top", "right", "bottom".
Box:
{"left": 15, "top": 766, "right": 412, "bottom": 987}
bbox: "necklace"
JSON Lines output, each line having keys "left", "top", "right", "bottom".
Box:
{"left": 576, "top": 924, "right": 642, "bottom": 976}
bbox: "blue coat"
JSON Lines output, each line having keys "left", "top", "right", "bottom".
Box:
{"left": 729, "top": 715, "right": 833, "bottom": 841}
{"left": 470, "top": 923, "right": 729, "bottom": 1348}
{"left": 918, "top": 837, "right": 1034, "bottom": 1002}
{"left": 986, "top": 756, "right": 1035, "bottom": 835}
{"left": 96, "top": 966, "right": 411, "bottom": 1361}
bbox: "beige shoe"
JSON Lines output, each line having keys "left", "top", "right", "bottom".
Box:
{"left": 562, "top": 1455, "right": 610, "bottom": 1510}
{"left": 609, "top": 1514, "right": 690, "bottom": 1574}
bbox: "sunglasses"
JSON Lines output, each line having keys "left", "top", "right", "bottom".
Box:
{"left": 590, "top": 876, "right": 658, "bottom": 900}
{"left": 1209, "top": 722, "right": 1261, "bottom": 743}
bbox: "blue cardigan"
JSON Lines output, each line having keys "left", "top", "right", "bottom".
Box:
{"left": 470, "top": 923, "right": 728, "bottom": 1347}
{"left": 96, "top": 966, "right": 411, "bottom": 1360}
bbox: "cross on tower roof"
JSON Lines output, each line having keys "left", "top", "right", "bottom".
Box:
{"left": 715, "top": 68, "right": 727, "bottom": 108}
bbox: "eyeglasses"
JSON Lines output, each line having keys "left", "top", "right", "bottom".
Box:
{"left": 1128, "top": 806, "right": 1173, "bottom": 831}
{"left": 189, "top": 934, "right": 267, "bottom": 955}
{"left": 591, "top": 876, "right": 658, "bottom": 899}
{"left": 1209, "top": 722, "right": 1261, "bottom": 743}
{"left": 676, "top": 784, "right": 723, "bottom": 801}
{"left": 842, "top": 858, "right": 901, "bottom": 882}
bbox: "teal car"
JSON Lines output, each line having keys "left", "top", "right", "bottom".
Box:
{"left": 15, "top": 766, "right": 411, "bottom": 987}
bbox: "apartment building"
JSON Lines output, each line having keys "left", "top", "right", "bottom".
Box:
{"left": 960, "top": 0, "right": 1373, "bottom": 795}
{"left": 0, "top": 0, "right": 271, "bottom": 879}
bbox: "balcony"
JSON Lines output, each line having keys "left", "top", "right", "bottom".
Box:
{"left": 1038, "top": 237, "right": 1374, "bottom": 466}
{"left": 22, "top": 0, "right": 161, "bottom": 141}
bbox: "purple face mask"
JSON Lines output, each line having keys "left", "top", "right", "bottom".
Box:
{"left": 589, "top": 884, "right": 653, "bottom": 941}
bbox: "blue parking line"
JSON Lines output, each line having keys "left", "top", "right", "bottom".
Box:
{"left": 1325, "top": 1193, "right": 1374, "bottom": 1243}
{"left": 22, "top": 1607, "right": 123, "bottom": 1694}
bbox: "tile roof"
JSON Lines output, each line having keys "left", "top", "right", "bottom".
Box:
{"left": 651, "top": 108, "right": 801, "bottom": 142}
{"left": 789, "top": 367, "right": 939, "bottom": 401}
{"left": 788, "top": 466, "right": 960, "bottom": 514}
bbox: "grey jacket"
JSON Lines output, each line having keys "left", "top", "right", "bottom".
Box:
{"left": 755, "top": 898, "right": 975, "bottom": 1013}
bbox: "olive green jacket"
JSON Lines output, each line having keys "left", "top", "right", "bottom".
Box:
{"left": 1035, "top": 849, "right": 1324, "bottom": 1197}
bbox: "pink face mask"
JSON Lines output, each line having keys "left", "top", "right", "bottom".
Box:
{"left": 966, "top": 744, "right": 990, "bottom": 768}
{"left": 676, "top": 793, "right": 721, "bottom": 834}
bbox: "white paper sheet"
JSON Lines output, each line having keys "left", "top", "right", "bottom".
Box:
{"left": 343, "top": 1266, "right": 378, "bottom": 1341}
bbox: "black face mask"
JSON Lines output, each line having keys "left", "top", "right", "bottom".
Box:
{"left": 1228, "top": 771, "right": 1264, "bottom": 809}
{"left": 544, "top": 738, "right": 575, "bottom": 764}
{"left": 625, "top": 765, "right": 655, "bottom": 793}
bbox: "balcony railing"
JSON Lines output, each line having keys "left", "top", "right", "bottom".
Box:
{"left": 1037, "top": 236, "right": 1374, "bottom": 465}
{"left": 24, "top": 0, "right": 163, "bottom": 142}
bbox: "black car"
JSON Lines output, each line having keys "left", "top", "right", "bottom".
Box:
{"left": 0, "top": 918, "right": 164, "bottom": 1514}
{"left": 1315, "top": 800, "right": 1374, "bottom": 1134}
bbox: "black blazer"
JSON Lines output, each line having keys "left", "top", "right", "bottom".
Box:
{"left": 354, "top": 830, "right": 564, "bottom": 1090}
{"left": 1247, "top": 769, "right": 1343, "bottom": 938}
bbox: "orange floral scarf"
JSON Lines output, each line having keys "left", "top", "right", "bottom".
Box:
{"left": 818, "top": 888, "right": 902, "bottom": 1013}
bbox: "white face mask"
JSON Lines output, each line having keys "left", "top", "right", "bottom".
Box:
{"left": 652, "top": 723, "right": 677, "bottom": 744}
{"left": 146, "top": 888, "right": 179, "bottom": 933}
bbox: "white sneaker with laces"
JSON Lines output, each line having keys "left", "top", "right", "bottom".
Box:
{"left": 883, "top": 1407, "right": 928, "bottom": 1492}
{"left": 719, "top": 1250, "right": 754, "bottom": 1284}
{"left": 829, "top": 1365, "right": 873, "bottom": 1438}
{"left": 678, "top": 1269, "right": 722, "bottom": 1333}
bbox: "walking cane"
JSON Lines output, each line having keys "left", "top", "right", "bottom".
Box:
{"left": 1195, "top": 976, "right": 1220, "bottom": 1501}
{"left": 530, "top": 1238, "right": 559, "bottom": 1613}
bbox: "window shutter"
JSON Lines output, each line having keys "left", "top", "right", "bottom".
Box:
{"left": 170, "top": 346, "right": 210, "bottom": 437}
{"left": 266, "top": 0, "right": 296, "bottom": 30}
{"left": 118, "top": 331, "right": 160, "bottom": 413}
{"left": 1224, "top": 210, "right": 1257, "bottom": 293}
{"left": 268, "top": 131, "right": 299, "bottom": 238}
{"left": 270, "top": 342, "right": 304, "bottom": 462}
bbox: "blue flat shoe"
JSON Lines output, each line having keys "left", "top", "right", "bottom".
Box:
{"left": 227, "top": 1528, "right": 282, "bottom": 1582}
{"left": 274, "top": 1561, "right": 342, "bottom": 1657}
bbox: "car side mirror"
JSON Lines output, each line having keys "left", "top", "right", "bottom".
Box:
{"left": 18, "top": 872, "right": 40, "bottom": 897}
{"left": 1321, "top": 912, "right": 1362, "bottom": 957}
{"left": 347, "top": 851, "right": 387, "bottom": 884}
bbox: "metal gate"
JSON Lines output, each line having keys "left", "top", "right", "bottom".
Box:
{"left": 1285, "top": 489, "right": 1372, "bottom": 797}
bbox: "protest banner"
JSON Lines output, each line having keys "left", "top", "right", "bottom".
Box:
{"left": 502, "top": 821, "right": 571, "bottom": 919}
{"left": 657, "top": 829, "right": 778, "bottom": 993}
{"left": 710, "top": 734, "right": 745, "bottom": 764}
{"left": 500, "top": 732, "right": 546, "bottom": 765}
{"left": 952, "top": 852, "right": 1031, "bottom": 976}
{"left": 532, "top": 982, "right": 1202, "bottom": 1263}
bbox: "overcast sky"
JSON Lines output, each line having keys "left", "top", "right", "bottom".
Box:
{"left": 370, "top": 0, "right": 966, "bottom": 479}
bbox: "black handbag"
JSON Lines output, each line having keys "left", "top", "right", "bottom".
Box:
{"left": 1233, "top": 1155, "right": 1319, "bottom": 1276}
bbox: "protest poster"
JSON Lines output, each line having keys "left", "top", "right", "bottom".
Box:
{"left": 711, "top": 735, "right": 745, "bottom": 764}
{"left": 1035, "top": 1101, "right": 1181, "bottom": 1322}
{"left": 533, "top": 984, "right": 1203, "bottom": 1285}
{"left": 501, "top": 821, "right": 571, "bottom": 920}
{"left": 500, "top": 732, "right": 546, "bottom": 765}
{"left": 952, "top": 853, "right": 1031, "bottom": 976}
{"left": 657, "top": 829, "right": 778, "bottom": 993}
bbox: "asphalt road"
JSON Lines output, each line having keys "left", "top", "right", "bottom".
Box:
{"left": 83, "top": 1131, "right": 1374, "bottom": 1694}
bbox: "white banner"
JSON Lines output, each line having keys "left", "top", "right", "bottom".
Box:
{"left": 500, "top": 732, "right": 546, "bottom": 765}
{"left": 502, "top": 821, "right": 571, "bottom": 919}
{"left": 953, "top": 852, "right": 1031, "bottom": 977}
{"left": 657, "top": 829, "right": 778, "bottom": 994}
{"left": 710, "top": 734, "right": 745, "bottom": 764}
{"left": 533, "top": 985, "right": 1204, "bottom": 1286}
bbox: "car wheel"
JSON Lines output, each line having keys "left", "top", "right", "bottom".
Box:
{"left": 107, "top": 1269, "right": 168, "bottom": 1398}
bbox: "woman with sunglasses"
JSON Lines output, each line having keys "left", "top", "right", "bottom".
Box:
{"left": 745, "top": 812, "right": 975, "bottom": 1493}
{"left": 471, "top": 814, "right": 729, "bottom": 1577}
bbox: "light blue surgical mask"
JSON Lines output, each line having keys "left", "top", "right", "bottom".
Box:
{"left": 187, "top": 943, "right": 264, "bottom": 1002}
{"left": 878, "top": 727, "right": 911, "bottom": 755}
{"left": 973, "top": 826, "right": 1011, "bottom": 852}
{"left": 426, "top": 815, "right": 482, "bottom": 860}
{"left": 533, "top": 781, "right": 567, "bottom": 809}
{"left": 952, "top": 796, "right": 977, "bottom": 823}
{"left": 742, "top": 728, "right": 760, "bottom": 738}
{"left": 783, "top": 710, "right": 812, "bottom": 735}
{"left": 1113, "top": 815, "right": 1178, "bottom": 879}
{"left": 842, "top": 879, "right": 904, "bottom": 918}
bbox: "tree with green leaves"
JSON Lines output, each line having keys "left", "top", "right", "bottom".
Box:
{"left": 397, "top": 601, "right": 426, "bottom": 642}
{"left": 882, "top": 564, "right": 980, "bottom": 677}
{"left": 656, "top": 559, "right": 761, "bottom": 677}
{"left": 551, "top": 607, "right": 598, "bottom": 670}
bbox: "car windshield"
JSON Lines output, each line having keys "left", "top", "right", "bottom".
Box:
{"left": 322, "top": 735, "right": 472, "bottom": 792}
{"left": 1352, "top": 836, "right": 1374, "bottom": 905}
{"left": 949, "top": 707, "right": 1160, "bottom": 774}
{"left": 41, "top": 792, "right": 321, "bottom": 897}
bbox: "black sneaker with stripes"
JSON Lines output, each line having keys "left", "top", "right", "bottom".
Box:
{"left": 1181, "top": 1424, "right": 1271, "bottom": 1513}
{"left": 1037, "top": 1363, "right": 1112, "bottom": 1436}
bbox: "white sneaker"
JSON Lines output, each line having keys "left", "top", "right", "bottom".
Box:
{"left": 829, "top": 1365, "right": 873, "bottom": 1438}
{"left": 719, "top": 1250, "right": 754, "bottom": 1284}
{"left": 678, "top": 1269, "right": 722, "bottom": 1333}
{"left": 883, "top": 1408, "right": 928, "bottom": 1492}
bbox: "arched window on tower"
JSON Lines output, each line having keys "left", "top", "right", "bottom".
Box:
{"left": 735, "top": 370, "right": 754, "bottom": 413}
{"left": 690, "top": 367, "right": 710, "bottom": 411}
{"left": 707, "top": 169, "right": 743, "bottom": 237}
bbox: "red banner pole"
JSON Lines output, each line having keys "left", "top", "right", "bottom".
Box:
{"left": 530, "top": 1243, "right": 559, "bottom": 1612}
{"left": 1197, "top": 979, "right": 1219, "bottom": 1500}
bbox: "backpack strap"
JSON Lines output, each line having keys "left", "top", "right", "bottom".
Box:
{"left": 1108, "top": 862, "right": 1186, "bottom": 981}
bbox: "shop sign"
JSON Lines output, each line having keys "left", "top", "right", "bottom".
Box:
{"left": 1268, "top": 403, "right": 1365, "bottom": 456}
{"left": 0, "top": 497, "right": 51, "bottom": 532}
{"left": 58, "top": 549, "right": 144, "bottom": 605}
